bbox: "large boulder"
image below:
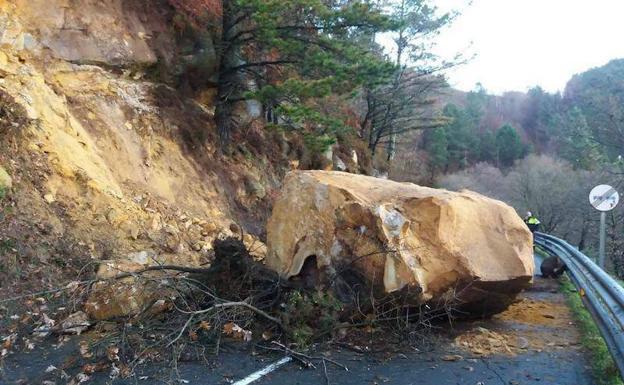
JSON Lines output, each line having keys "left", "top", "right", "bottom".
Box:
{"left": 266, "top": 171, "right": 534, "bottom": 315}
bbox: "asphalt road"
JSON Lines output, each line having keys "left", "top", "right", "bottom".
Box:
{"left": 1, "top": 274, "right": 594, "bottom": 385}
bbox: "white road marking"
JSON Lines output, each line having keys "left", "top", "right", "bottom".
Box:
{"left": 231, "top": 356, "right": 293, "bottom": 385}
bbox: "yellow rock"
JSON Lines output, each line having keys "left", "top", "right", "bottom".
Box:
{"left": 0, "top": 0, "right": 245, "bottom": 320}
{"left": 266, "top": 171, "right": 534, "bottom": 314}
{"left": 0, "top": 165, "right": 11, "bottom": 190}
{"left": 85, "top": 281, "right": 152, "bottom": 320}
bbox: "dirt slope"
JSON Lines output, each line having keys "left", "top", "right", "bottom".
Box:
{"left": 0, "top": 0, "right": 282, "bottom": 297}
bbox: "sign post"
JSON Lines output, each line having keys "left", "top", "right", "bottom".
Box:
{"left": 589, "top": 184, "right": 619, "bottom": 268}
{"left": 599, "top": 211, "right": 606, "bottom": 268}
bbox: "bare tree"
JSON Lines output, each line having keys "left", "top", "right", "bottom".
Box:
{"left": 361, "top": 0, "right": 457, "bottom": 159}
{"left": 439, "top": 155, "right": 618, "bottom": 258}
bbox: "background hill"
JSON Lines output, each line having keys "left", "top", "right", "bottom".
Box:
{"left": 393, "top": 58, "right": 624, "bottom": 185}
{"left": 389, "top": 59, "right": 624, "bottom": 274}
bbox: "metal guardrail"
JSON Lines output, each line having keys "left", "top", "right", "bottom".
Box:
{"left": 534, "top": 232, "right": 624, "bottom": 376}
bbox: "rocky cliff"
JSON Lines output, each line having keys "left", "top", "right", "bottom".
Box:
{"left": 0, "top": 0, "right": 276, "bottom": 298}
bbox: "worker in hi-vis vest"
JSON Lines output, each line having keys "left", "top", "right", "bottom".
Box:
{"left": 524, "top": 211, "right": 541, "bottom": 233}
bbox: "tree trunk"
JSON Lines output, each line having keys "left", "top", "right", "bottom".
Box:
{"left": 214, "top": 2, "right": 242, "bottom": 149}
{"left": 215, "top": 87, "right": 235, "bottom": 148}
{"left": 387, "top": 131, "right": 396, "bottom": 161}
{"left": 386, "top": 1, "right": 406, "bottom": 163}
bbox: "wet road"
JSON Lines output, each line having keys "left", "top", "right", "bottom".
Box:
{"left": 1, "top": 277, "right": 594, "bottom": 385}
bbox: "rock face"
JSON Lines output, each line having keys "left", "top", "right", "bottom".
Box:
{"left": 266, "top": 171, "right": 534, "bottom": 315}
{"left": 0, "top": 0, "right": 267, "bottom": 319}
{"left": 4, "top": 0, "right": 173, "bottom": 65}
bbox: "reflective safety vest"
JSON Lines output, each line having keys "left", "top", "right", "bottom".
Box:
{"left": 526, "top": 216, "right": 540, "bottom": 225}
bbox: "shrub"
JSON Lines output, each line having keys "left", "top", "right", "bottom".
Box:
{"left": 0, "top": 89, "right": 30, "bottom": 135}
{"left": 281, "top": 290, "right": 343, "bottom": 348}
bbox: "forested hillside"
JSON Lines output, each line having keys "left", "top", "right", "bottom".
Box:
{"left": 402, "top": 59, "right": 624, "bottom": 276}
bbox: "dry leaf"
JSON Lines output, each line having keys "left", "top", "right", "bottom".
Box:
{"left": 106, "top": 346, "right": 120, "bottom": 361}
{"left": 119, "top": 364, "right": 132, "bottom": 378}
{"left": 79, "top": 341, "right": 93, "bottom": 359}
{"left": 59, "top": 311, "right": 91, "bottom": 335}
{"left": 223, "top": 322, "right": 235, "bottom": 335}
{"left": 82, "top": 363, "right": 97, "bottom": 375}
{"left": 441, "top": 354, "right": 463, "bottom": 362}
{"left": 222, "top": 322, "right": 252, "bottom": 341}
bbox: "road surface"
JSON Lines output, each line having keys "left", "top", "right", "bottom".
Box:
{"left": 1, "top": 272, "right": 594, "bottom": 385}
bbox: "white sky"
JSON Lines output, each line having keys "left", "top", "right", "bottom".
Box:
{"left": 430, "top": 0, "right": 624, "bottom": 94}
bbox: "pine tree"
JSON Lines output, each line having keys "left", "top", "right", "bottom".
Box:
{"left": 479, "top": 131, "right": 497, "bottom": 163}
{"left": 211, "top": 0, "right": 395, "bottom": 148}
{"left": 557, "top": 108, "right": 601, "bottom": 169}
{"left": 496, "top": 124, "right": 524, "bottom": 167}
{"left": 362, "top": 0, "right": 454, "bottom": 159}
{"left": 443, "top": 103, "right": 479, "bottom": 170}
{"left": 425, "top": 126, "right": 449, "bottom": 172}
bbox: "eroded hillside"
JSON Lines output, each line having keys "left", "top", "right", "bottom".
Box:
{"left": 0, "top": 0, "right": 299, "bottom": 296}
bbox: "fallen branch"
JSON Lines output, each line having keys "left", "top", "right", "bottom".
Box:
{"left": 269, "top": 341, "right": 349, "bottom": 371}
{"left": 176, "top": 301, "right": 283, "bottom": 329}
{"left": 108, "top": 265, "right": 214, "bottom": 280}
{"left": 0, "top": 280, "right": 94, "bottom": 303}
{"left": 167, "top": 314, "right": 194, "bottom": 347}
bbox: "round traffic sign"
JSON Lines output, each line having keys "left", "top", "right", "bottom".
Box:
{"left": 589, "top": 184, "right": 619, "bottom": 212}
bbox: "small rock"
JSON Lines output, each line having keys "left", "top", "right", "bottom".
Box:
{"left": 441, "top": 354, "right": 463, "bottom": 362}
{"left": 58, "top": 311, "right": 91, "bottom": 335}
{"left": 164, "top": 223, "right": 179, "bottom": 235}
{"left": 127, "top": 250, "right": 154, "bottom": 265}
{"left": 245, "top": 178, "right": 266, "bottom": 199}
{"left": 200, "top": 222, "right": 218, "bottom": 236}
{"left": 0, "top": 165, "right": 12, "bottom": 190}
{"left": 516, "top": 336, "right": 529, "bottom": 349}
{"left": 229, "top": 223, "right": 241, "bottom": 234}
{"left": 150, "top": 214, "right": 162, "bottom": 231}
{"left": 128, "top": 226, "right": 140, "bottom": 240}
{"left": 333, "top": 156, "right": 347, "bottom": 171}
{"left": 106, "top": 209, "right": 118, "bottom": 224}
{"left": 43, "top": 193, "right": 55, "bottom": 203}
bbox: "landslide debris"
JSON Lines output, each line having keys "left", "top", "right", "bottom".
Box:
{"left": 266, "top": 171, "right": 534, "bottom": 316}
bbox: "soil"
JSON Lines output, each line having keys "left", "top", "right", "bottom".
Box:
{"left": 451, "top": 276, "right": 582, "bottom": 357}
{"left": 452, "top": 277, "right": 580, "bottom": 357}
